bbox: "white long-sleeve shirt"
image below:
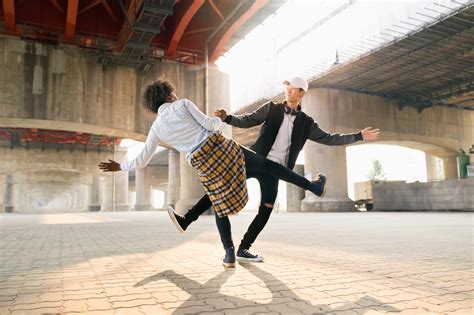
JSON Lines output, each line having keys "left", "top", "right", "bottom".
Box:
{"left": 120, "top": 99, "right": 222, "bottom": 171}
{"left": 266, "top": 112, "right": 296, "bottom": 165}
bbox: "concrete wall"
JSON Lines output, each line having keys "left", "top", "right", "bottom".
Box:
{"left": 0, "top": 36, "right": 230, "bottom": 142}
{"left": 373, "top": 179, "right": 474, "bottom": 211}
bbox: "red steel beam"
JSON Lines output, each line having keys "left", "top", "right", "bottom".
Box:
{"left": 117, "top": 0, "right": 143, "bottom": 52}
{"left": 78, "top": 0, "right": 101, "bottom": 15}
{"left": 2, "top": 0, "right": 17, "bottom": 34}
{"left": 65, "top": 0, "right": 79, "bottom": 42}
{"left": 100, "top": 0, "right": 118, "bottom": 22}
{"left": 167, "top": 0, "right": 204, "bottom": 58}
{"left": 209, "top": 0, "right": 267, "bottom": 63}
{"left": 184, "top": 26, "right": 215, "bottom": 35}
{"left": 209, "top": 0, "right": 224, "bottom": 20}
{"left": 49, "top": 0, "right": 65, "bottom": 14}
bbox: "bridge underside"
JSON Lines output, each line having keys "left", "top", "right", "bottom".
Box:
{"left": 309, "top": 6, "right": 474, "bottom": 112}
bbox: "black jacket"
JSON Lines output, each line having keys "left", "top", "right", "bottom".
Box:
{"left": 226, "top": 101, "right": 362, "bottom": 170}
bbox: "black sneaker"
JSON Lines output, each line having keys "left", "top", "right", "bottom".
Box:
{"left": 310, "top": 173, "right": 327, "bottom": 197}
{"left": 236, "top": 248, "right": 264, "bottom": 262}
{"left": 223, "top": 247, "right": 236, "bottom": 268}
{"left": 167, "top": 206, "right": 187, "bottom": 233}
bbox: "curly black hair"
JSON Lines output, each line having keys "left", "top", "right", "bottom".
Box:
{"left": 142, "top": 80, "right": 176, "bottom": 113}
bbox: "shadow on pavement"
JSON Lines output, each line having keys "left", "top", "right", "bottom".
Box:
{"left": 135, "top": 263, "right": 399, "bottom": 314}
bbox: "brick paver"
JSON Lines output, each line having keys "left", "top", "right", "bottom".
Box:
{"left": 0, "top": 211, "right": 473, "bottom": 314}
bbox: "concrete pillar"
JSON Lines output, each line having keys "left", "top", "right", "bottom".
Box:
{"left": 301, "top": 143, "right": 355, "bottom": 212}
{"left": 175, "top": 153, "right": 206, "bottom": 215}
{"left": 300, "top": 88, "right": 355, "bottom": 212}
{"left": 114, "top": 172, "right": 129, "bottom": 211}
{"left": 100, "top": 173, "right": 128, "bottom": 212}
{"left": 3, "top": 174, "right": 14, "bottom": 213}
{"left": 87, "top": 175, "right": 101, "bottom": 211}
{"left": 0, "top": 175, "right": 4, "bottom": 213}
{"left": 425, "top": 154, "right": 442, "bottom": 181}
{"left": 167, "top": 149, "right": 180, "bottom": 208}
{"left": 286, "top": 165, "right": 305, "bottom": 212}
{"left": 100, "top": 175, "right": 114, "bottom": 211}
{"left": 442, "top": 155, "right": 458, "bottom": 180}
{"left": 0, "top": 175, "right": 5, "bottom": 213}
{"left": 12, "top": 182, "right": 24, "bottom": 212}
{"left": 134, "top": 167, "right": 152, "bottom": 210}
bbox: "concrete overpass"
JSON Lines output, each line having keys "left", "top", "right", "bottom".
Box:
{"left": 0, "top": 0, "right": 472, "bottom": 213}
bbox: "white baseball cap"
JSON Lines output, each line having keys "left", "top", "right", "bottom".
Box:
{"left": 283, "top": 76, "right": 308, "bottom": 92}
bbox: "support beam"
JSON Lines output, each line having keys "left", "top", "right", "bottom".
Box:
{"left": 209, "top": 0, "right": 267, "bottom": 63}
{"left": 2, "top": 0, "right": 17, "bottom": 34}
{"left": 209, "top": 0, "right": 224, "bottom": 20}
{"left": 100, "top": 0, "right": 118, "bottom": 22}
{"left": 117, "top": 0, "right": 143, "bottom": 52}
{"left": 65, "top": 0, "right": 79, "bottom": 42}
{"left": 49, "top": 0, "right": 65, "bottom": 14}
{"left": 78, "top": 0, "right": 101, "bottom": 15}
{"left": 167, "top": 0, "right": 204, "bottom": 58}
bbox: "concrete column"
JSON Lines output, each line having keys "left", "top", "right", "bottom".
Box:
{"left": 0, "top": 175, "right": 4, "bottom": 213}
{"left": 87, "top": 175, "right": 101, "bottom": 211}
{"left": 301, "top": 88, "right": 355, "bottom": 212}
{"left": 425, "top": 154, "right": 442, "bottom": 181}
{"left": 286, "top": 165, "right": 305, "bottom": 212}
{"left": 301, "top": 143, "right": 355, "bottom": 212}
{"left": 100, "top": 175, "right": 114, "bottom": 211}
{"left": 167, "top": 149, "right": 180, "bottom": 208}
{"left": 442, "top": 155, "right": 458, "bottom": 180}
{"left": 3, "top": 174, "right": 14, "bottom": 213}
{"left": 175, "top": 153, "right": 206, "bottom": 215}
{"left": 114, "top": 172, "right": 129, "bottom": 211}
{"left": 134, "top": 167, "right": 152, "bottom": 210}
{"left": 0, "top": 175, "right": 5, "bottom": 213}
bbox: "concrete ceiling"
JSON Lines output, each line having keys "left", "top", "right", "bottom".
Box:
{"left": 308, "top": 5, "right": 474, "bottom": 112}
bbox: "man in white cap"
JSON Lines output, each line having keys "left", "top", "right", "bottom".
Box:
{"left": 172, "top": 76, "right": 380, "bottom": 262}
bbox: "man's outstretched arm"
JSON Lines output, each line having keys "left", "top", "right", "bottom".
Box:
{"left": 214, "top": 102, "right": 272, "bottom": 128}
{"left": 309, "top": 122, "right": 380, "bottom": 145}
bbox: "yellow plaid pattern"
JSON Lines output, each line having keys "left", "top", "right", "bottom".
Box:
{"left": 190, "top": 132, "right": 248, "bottom": 218}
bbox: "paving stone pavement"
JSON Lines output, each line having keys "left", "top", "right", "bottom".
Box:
{"left": 0, "top": 211, "right": 473, "bottom": 314}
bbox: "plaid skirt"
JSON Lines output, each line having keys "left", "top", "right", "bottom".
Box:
{"left": 190, "top": 132, "right": 248, "bottom": 218}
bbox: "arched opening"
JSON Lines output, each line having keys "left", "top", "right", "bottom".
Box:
{"left": 346, "top": 144, "right": 430, "bottom": 200}
{"left": 346, "top": 142, "right": 461, "bottom": 211}
{"left": 5, "top": 169, "right": 90, "bottom": 213}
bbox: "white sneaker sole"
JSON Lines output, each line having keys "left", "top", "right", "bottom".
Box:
{"left": 236, "top": 256, "right": 264, "bottom": 262}
{"left": 167, "top": 206, "right": 184, "bottom": 234}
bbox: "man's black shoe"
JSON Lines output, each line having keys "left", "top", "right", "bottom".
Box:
{"left": 236, "top": 248, "right": 264, "bottom": 262}
{"left": 310, "top": 173, "right": 327, "bottom": 197}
